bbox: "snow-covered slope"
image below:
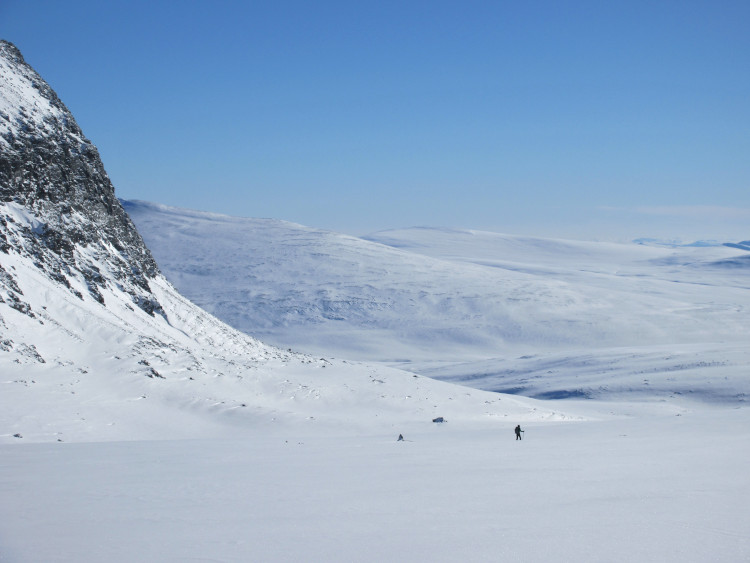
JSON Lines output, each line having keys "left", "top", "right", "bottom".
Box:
{"left": 3, "top": 248, "right": 563, "bottom": 444}
{"left": 125, "top": 200, "right": 750, "bottom": 403}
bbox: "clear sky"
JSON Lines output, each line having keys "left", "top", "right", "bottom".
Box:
{"left": 2, "top": 1, "right": 749, "bottom": 241}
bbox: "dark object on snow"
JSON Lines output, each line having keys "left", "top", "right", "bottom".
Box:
{"left": 515, "top": 425, "right": 524, "bottom": 440}
{"left": 432, "top": 417, "right": 445, "bottom": 423}
{"left": 397, "top": 434, "right": 404, "bottom": 441}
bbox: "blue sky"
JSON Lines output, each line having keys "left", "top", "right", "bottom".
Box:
{"left": 3, "top": 1, "right": 749, "bottom": 241}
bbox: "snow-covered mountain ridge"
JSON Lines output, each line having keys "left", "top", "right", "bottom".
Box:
{"left": 124, "top": 200, "right": 750, "bottom": 404}
{"left": 125, "top": 200, "right": 746, "bottom": 355}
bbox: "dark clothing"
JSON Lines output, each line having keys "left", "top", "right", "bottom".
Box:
{"left": 515, "top": 425, "right": 523, "bottom": 440}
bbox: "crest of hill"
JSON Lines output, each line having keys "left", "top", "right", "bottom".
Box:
{"left": 124, "top": 200, "right": 750, "bottom": 365}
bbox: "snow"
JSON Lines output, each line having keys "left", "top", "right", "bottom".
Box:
{"left": 2, "top": 408, "right": 749, "bottom": 562}
{"left": 3, "top": 201, "right": 748, "bottom": 561}
{"left": 0, "top": 45, "right": 72, "bottom": 149}
{"left": 123, "top": 201, "right": 750, "bottom": 397}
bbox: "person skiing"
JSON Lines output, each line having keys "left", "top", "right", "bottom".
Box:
{"left": 515, "top": 424, "right": 524, "bottom": 440}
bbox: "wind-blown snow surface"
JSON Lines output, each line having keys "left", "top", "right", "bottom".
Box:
{"left": 2, "top": 408, "right": 749, "bottom": 562}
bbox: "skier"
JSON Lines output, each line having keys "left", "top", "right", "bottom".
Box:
{"left": 515, "top": 424, "right": 524, "bottom": 440}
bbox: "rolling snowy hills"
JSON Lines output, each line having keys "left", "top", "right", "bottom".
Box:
{"left": 124, "top": 200, "right": 750, "bottom": 404}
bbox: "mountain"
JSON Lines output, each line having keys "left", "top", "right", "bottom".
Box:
{"left": 1, "top": 40, "right": 543, "bottom": 444}
{"left": 0, "top": 41, "right": 160, "bottom": 315}
{"left": 723, "top": 240, "right": 750, "bottom": 252}
{"left": 124, "top": 201, "right": 750, "bottom": 403}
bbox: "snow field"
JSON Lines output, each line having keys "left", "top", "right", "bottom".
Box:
{"left": 1, "top": 246, "right": 577, "bottom": 445}
{"left": 3, "top": 212, "right": 749, "bottom": 561}
{"left": 124, "top": 201, "right": 750, "bottom": 367}
{"left": 1, "top": 406, "right": 748, "bottom": 562}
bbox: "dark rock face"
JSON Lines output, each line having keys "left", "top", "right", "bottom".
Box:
{"left": 0, "top": 40, "right": 162, "bottom": 316}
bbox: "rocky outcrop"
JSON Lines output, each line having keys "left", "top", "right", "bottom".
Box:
{"left": 0, "top": 40, "right": 162, "bottom": 316}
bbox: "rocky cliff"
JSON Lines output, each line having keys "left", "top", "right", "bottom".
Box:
{"left": 0, "top": 39, "right": 161, "bottom": 315}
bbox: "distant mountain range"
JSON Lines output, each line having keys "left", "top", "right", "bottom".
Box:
{"left": 632, "top": 237, "right": 750, "bottom": 249}
{"left": 723, "top": 241, "right": 750, "bottom": 251}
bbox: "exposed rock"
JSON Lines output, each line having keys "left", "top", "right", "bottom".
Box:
{"left": 0, "top": 40, "right": 162, "bottom": 316}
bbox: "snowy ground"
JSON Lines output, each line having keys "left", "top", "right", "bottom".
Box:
{"left": 2, "top": 202, "right": 749, "bottom": 562}
{"left": 2, "top": 404, "right": 748, "bottom": 562}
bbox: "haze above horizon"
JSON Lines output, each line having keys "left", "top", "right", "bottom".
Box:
{"left": 2, "top": 1, "right": 748, "bottom": 241}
